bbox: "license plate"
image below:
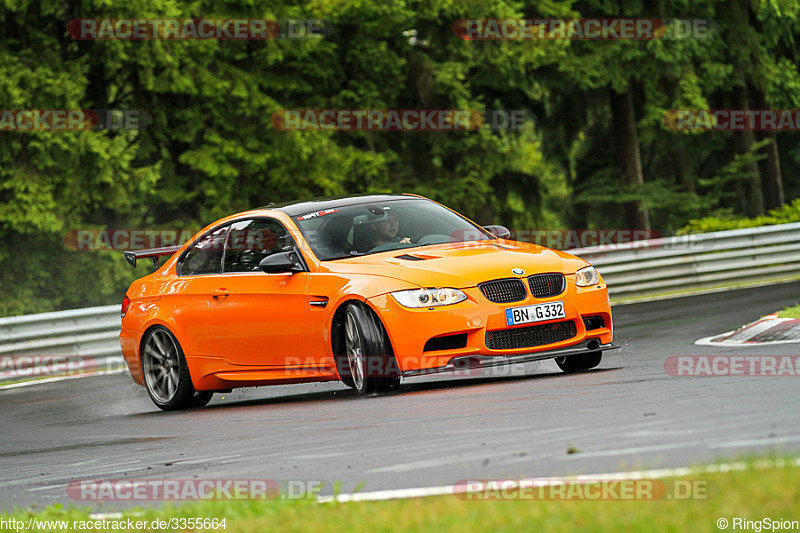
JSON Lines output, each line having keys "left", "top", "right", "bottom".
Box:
{"left": 505, "top": 301, "right": 565, "bottom": 326}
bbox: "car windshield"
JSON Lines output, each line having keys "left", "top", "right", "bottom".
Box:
{"left": 293, "top": 198, "right": 492, "bottom": 261}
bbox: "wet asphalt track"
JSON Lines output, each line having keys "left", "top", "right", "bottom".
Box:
{"left": 2, "top": 282, "right": 800, "bottom": 510}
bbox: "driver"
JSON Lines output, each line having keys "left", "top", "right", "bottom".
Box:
{"left": 368, "top": 209, "right": 411, "bottom": 248}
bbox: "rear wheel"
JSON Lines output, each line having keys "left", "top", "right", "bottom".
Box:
{"left": 555, "top": 351, "right": 602, "bottom": 373}
{"left": 141, "top": 326, "right": 212, "bottom": 410}
{"left": 338, "top": 303, "right": 400, "bottom": 394}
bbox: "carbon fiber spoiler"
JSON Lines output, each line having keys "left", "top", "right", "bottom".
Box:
{"left": 124, "top": 245, "right": 182, "bottom": 268}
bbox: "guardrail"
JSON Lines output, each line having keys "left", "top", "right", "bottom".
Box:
{"left": 1, "top": 222, "right": 799, "bottom": 375}
{"left": 0, "top": 305, "right": 122, "bottom": 365}
{"left": 570, "top": 221, "right": 800, "bottom": 300}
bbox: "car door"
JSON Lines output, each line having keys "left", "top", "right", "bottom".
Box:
{"left": 166, "top": 224, "right": 230, "bottom": 358}
{"left": 208, "top": 217, "right": 311, "bottom": 367}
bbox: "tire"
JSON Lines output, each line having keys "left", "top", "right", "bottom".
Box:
{"left": 192, "top": 391, "right": 214, "bottom": 407}
{"left": 338, "top": 303, "right": 401, "bottom": 394}
{"left": 555, "top": 350, "right": 602, "bottom": 373}
{"left": 333, "top": 312, "right": 356, "bottom": 390}
{"left": 141, "top": 326, "right": 212, "bottom": 410}
{"left": 337, "top": 368, "right": 356, "bottom": 390}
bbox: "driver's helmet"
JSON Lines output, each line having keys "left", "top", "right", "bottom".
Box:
{"left": 352, "top": 205, "right": 397, "bottom": 252}
{"left": 352, "top": 205, "right": 393, "bottom": 227}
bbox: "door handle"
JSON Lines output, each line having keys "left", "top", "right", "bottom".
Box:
{"left": 211, "top": 288, "right": 230, "bottom": 299}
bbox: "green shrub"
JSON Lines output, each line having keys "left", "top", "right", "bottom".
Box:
{"left": 678, "top": 198, "right": 800, "bottom": 234}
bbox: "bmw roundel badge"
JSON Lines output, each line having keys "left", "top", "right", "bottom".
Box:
{"left": 512, "top": 268, "right": 525, "bottom": 275}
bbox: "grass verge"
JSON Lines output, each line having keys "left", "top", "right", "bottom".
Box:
{"left": 2, "top": 457, "right": 799, "bottom": 532}
{"left": 777, "top": 303, "right": 800, "bottom": 319}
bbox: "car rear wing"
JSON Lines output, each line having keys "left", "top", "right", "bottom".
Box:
{"left": 124, "top": 245, "right": 182, "bottom": 268}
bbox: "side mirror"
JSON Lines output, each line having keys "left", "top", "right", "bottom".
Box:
{"left": 483, "top": 225, "right": 511, "bottom": 239}
{"left": 259, "top": 251, "right": 304, "bottom": 274}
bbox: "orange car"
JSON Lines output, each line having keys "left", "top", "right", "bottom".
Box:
{"left": 120, "top": 194, "right": 615, "bottom": 410}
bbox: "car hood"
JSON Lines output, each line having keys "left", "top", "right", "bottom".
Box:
{"left": 320, "top": 240, "right": 589, "bottom": 289}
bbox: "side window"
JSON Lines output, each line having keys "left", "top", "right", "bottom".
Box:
{"left": 180, "top": 225, "right": 229, "bottom": 276}
{"left": 223, "top": 218, "right": 294, "bottom": 273}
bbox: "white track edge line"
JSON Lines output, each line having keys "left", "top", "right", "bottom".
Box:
{"left": 0, "top": 368, "right": 127, "bottom": 390}
{"left": 317, "top": 458, "right": 800, "bottom": 503}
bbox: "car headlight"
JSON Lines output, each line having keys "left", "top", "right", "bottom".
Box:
{"left": 391, "top": 288, "right": 467, "bottom": 308}
{"left": 575, "top": 266, "right": 600, "bottom": 287}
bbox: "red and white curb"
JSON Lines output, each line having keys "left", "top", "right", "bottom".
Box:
{"left": 696, "top": 315, "right": 800, "bottom": 346}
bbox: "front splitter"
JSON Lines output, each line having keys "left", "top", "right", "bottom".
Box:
{"left": 402, "top": 341, "right": 619, "bottom": 377}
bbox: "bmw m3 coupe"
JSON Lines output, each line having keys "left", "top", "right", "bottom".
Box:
{"left": 120, "top": 194, "right": 615, "bottom": 410}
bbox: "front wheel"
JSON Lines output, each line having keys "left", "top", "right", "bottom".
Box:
{"left": 555, "top": 351, "right": 602, "bottom": 373}
{"left": 141, "top": 326, "right": 212, "bottom": 410}
{"left": 340, "top": 304, "right": 400, "bottom": 394}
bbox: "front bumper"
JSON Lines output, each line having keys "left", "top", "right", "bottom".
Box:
{"left": 403, "top": 340, "right": 618, "bottom": 377}
{"left": 367, "top": 276, "right": 613, "bottom": 374}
